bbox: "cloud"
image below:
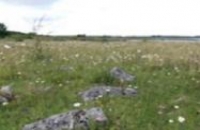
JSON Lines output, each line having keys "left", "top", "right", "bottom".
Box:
{"left": 0, "top": 0, "right": 56, "bottom": 8}
{"left": 46, "top": 0, "right": 200, "bottom": 35}
{"left": 1, "top": 0, "right": 200, "bottom": 35}
{"left": 0, "top": 1, "right": 57, "bottom": 33}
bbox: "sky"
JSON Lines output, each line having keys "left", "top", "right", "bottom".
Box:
{"left": 0, "top": 0, "right": 200, "bottom": 36}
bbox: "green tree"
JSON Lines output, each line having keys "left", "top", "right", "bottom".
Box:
{"left": 0, "top": 23, "right": 8, "bottom": 38}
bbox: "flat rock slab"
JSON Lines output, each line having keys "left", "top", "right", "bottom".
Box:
{"left": 79, "top": 86, "right": 137, "bottom": 101}
{"left": 23, "top": 107, "right": 107, "bottom": 130}
{"left": 110, "top": 67, "right": 135, "bottom": 82}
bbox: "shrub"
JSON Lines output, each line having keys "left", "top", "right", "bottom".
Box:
{"left": 0, "top": 23, "right": 8, "bottom": 38}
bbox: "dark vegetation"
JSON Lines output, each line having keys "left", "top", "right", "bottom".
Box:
{"left": 1, "top": 23, "right": 200, "bottom": 42}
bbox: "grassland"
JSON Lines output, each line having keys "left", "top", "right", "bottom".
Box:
{"left": 0, "top": 39, "right": 200, "bottom": 130}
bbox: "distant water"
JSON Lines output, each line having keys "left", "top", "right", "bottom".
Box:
{"left": 151, "top": 37, "right": 200, "bottom": 43}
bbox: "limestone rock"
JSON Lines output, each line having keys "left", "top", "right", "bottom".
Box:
{"left": 0, "top": 96, "right": 8, "bottom": 104}
{"left": 22, "top": 107, "right": 107, "bottom": 130}
{"left": 110, "top": 67, "right": 135, "bottom": 82}
{"left": 0, "top": 85, "right": 14, "bottom": 103}
{"left": 1, "top": 85, "right": 13, "bottom": 96}
{"left": 79, "top": 86, "right": 137, "bottom": 101}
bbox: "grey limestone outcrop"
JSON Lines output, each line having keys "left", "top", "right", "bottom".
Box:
{"left": 23, "top": 107, "right": 107, "bottom": 130}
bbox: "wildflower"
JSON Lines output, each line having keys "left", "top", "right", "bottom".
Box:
{"left": 191, "top": 77, "right": 195, "bottom": 81}
{"left": 178, "top": 116, "right": 185, "bottom": 123}
{"left": 147, "top": 80, "right": 152, "bottom": 83}
{"left": 75, "top": 54, "right": 79, "bottom": 58}
{"left": 159, "top": 58, "right": 164, "bottom": 62}
{"left": 90, "top": 56, "right": 93, "bottom": 60}
{"left": 41, "top": 80, "right": 45, "bottom": 84}
{"left": 128, "top": 84, "right": 132, "bottom": 87}
{"left": 35, "top": 80, "right": 40, "bottom": 83}
{"left": 106, "top": 88, "right": 110, "bottom": 93}
{"left": 98, "top": 95, "right": 103, "bottom": 98}
{"left": 20, "top": 43, "right": 26, "bottom": 46}
{"left": 2, "top": 102, "right": 8, "bottom": 106}
{"left": 174, "top": 66, "right": 179, "bottom": 72}
{"left": 174, "top": 105, "right": 179, "bottom": 109}
{"left": 17, "top": 72, "right": 22, "bottom": 75}
{"left": 137, "top": 49, "right": 141, "bottom": 53}
{"left": 3, "top": 44, "right": 11, "bottom": 49}
{"left": 169, "top": 119, "right": 174, "bottom": 123}
{"left": 73, "top": 102, "right": 81, "bottom": 108}
{"left": 157, "top": 111, "right": 163, "bottom": 115}
{"left": 95, "top": 94, "right": 103, "bottom": 100}
{"left": 179, "top": 56, "right": 184, "bottom": 60}
{"left": 152, "top": 73, "right": 157, "bottom": 76}
{"left": 63, "top": 57, "right": 68, "bottom": 61}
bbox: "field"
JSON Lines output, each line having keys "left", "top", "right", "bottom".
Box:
{"left": 0, "top": 39, "right": 200, "bottom": 130}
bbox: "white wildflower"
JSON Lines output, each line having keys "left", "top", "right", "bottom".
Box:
{"left": 17, "top": 72, "right": 22, "bottom": 75}
{"left": 106, "top": 88, "right": 110, "bottom": 93}
{"left": 4, "top": 44, "right": 11, "bottom": 49}
{"left": 174, "top": 105, "right": 179, "bottom": 109}
{"left": 95, "top": 94, "right": 103, "bottom": 100}
{"left": 98, "top": 95, "right": 103, "bottom": 98}
{"left": 90, "top": 56, "right": 93, "bottom": 60}
{"left": 147, "top": 80, "right": 152, "bottom": 83}
{"left": 2, "top": 102, "right": 8, "bottom": 106}
{"left": 178, "top": 116, "right": 185, "bottom": 123}
{"left": 128, "top": 84, "right": 132, "bottom": 87}
{"left": 174, "top": 66, "right": 179, "bottom": 72}
{"left": 157, "top": 111, "right": 163, "bottom": 115}
{"left": 169, "top": 119, "right": 174, "bottom": 123}
{"left": 73, "top": 102, "right": 81, "bottom": 108}
{"left": 41, "top": 80, "right": 45, "bottom": 84}
{"left": 75, "top": 54, "right": 79, "bottom": 58}
{"left": 167, "top": 72, "right": 171, "bottom": 76}
{"left": 20, "top": 43, "right": 26, "bottom": 46}
{"left": 35, "top": 80, "right": 40, "bottom": 83}
{"left": 137, "top": 49, "right": 141, "bottom": 53}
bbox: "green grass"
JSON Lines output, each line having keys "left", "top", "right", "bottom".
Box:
{"left": 0, "top": 40, "right": 200, "bottom": 130}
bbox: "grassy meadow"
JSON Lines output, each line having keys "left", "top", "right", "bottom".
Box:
{"left": 0, "top": 39, "right": 200, "bottom": 130}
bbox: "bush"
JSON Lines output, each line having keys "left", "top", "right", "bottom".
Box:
{"left": 9, "top": 34, "right": 24, "bottom": 42}
{"left": 0, "top": 23, "right": 8, "bottom": 38}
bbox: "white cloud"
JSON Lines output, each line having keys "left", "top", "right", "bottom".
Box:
{"left": 1, "top": 0, "right": 200, "bottom": 35}
{"left": 0, "top": 0, "right": 56, "bottom": 8}
{"left": 0, "top": 2, "right": 48, "bottom": 33}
